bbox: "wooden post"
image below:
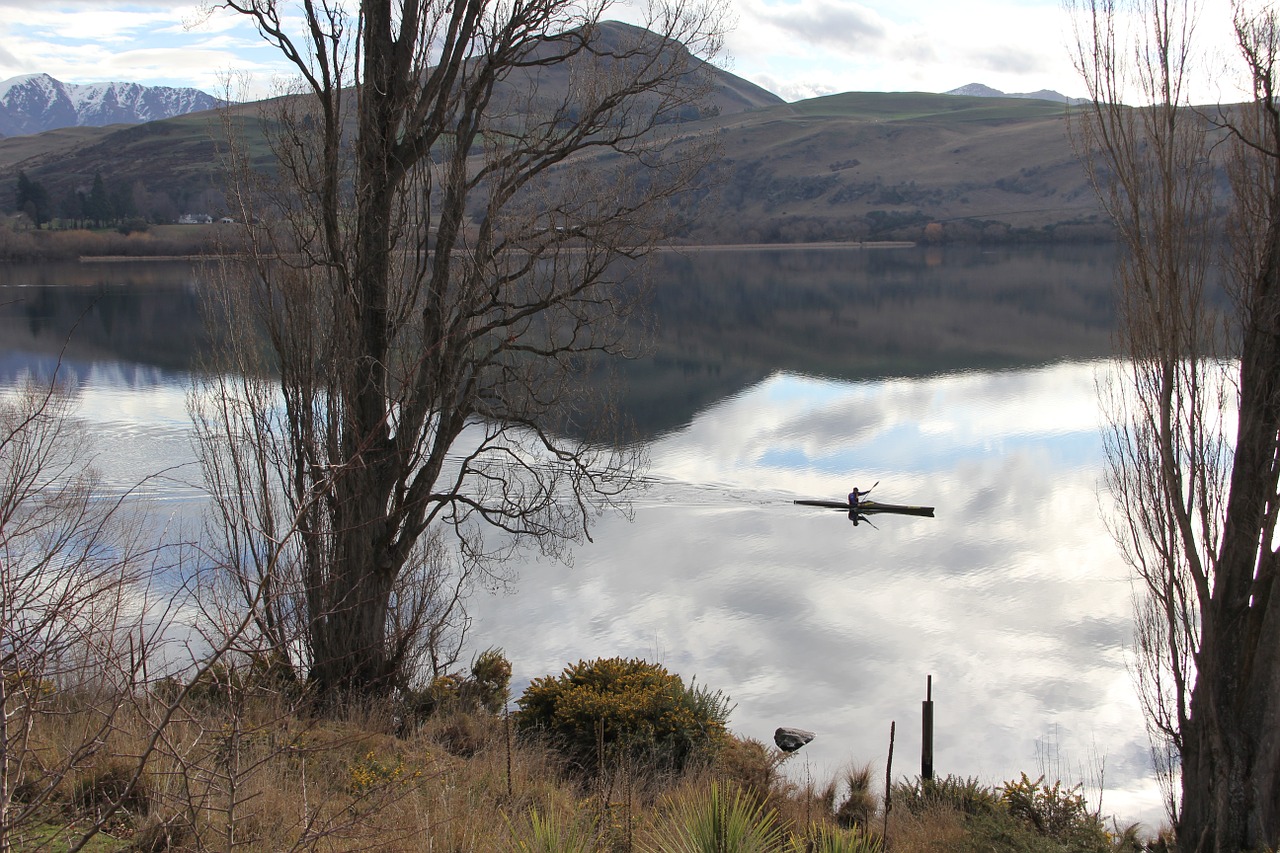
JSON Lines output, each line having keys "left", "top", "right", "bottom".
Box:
{"left": 882, "top": 720, "right": 895, "bottom": 843}
{"left": 921, "top": 674, "right": 934, "bottom": 782}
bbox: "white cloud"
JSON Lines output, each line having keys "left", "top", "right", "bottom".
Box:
{"left": 0, "top": 0, "right": 1259, "bottom": 103}
{"left": 753, "top": 0, "right": 890, "bottom": 53}
{"left": 719, "top": 0, "right": 1082, "bottom": 98}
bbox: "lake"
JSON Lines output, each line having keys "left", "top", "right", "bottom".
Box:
{"left": 0, "top": 245, "right": 1163, "bottom": 828}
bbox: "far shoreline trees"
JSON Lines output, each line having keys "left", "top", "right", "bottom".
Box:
{"left": 8, "top": 168, "right": 230, "bottom": 231}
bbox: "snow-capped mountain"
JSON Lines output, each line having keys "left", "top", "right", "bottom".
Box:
{"left": 0, "top": 73, "right": 222, "bottom": 137}
{"left": 945, "top": 83, "right": 1085, "bottom": 105}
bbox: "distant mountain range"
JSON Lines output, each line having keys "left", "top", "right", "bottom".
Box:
{"left": 1, "top": 30, "right": 1112, "bottom": 243}
{"left": 945, "top": 83, "right": 1085, "bottom": 105}
{"left": 0, "top": 74, "right": 222, "bottom": 137}
{"left": 0, "top": 70, "right": 1078, "bottom": 140}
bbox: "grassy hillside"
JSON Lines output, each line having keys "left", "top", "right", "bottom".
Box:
{"left": 785, "top": 91, "right": 1068, "bottom": 121}
{"left": 0, "top": 63, "right": 1103, "bottom": 245}
{"left": 683, "top": 92, "right": 1099, "bottom": 243}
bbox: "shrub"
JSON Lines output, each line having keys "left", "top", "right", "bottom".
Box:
{"left": 426, "top": 707, "right": 502, "bottom": 757}
{"left": 515, "top": 657, "right": 731, "bottom": 777}
{"left": 176, "top": 652, "right": 303, "bottom": 710}
{"left": 128, "top": 814, "right": 196, "bottom": 853}
{"left": 713, "top": 735, "right": 788, "bottom": 800}
{"left": 833, "top": 763, "right": 877, "bottom": 829}
{"left": 893, "top": 775, "right": 1001, "bottom": 817}
{"left": 72, "top": 759, "right": 150, "bottom": 822}
{"left": 470, "top": 648, "right": 513, "bottom": 705}
{"left": 401, "top": 647, "right": 513, "bottom": 728}
{"left": 999, "top": 773, "right": 1109, "bottom": 851}
{"left": 347, "top": 750, "right": 419, "bottom": 795}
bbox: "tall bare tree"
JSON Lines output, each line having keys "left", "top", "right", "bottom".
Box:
{"left": 1071, "top": 0, "right": 1280, "bottom": 848}
{"left": 196, "top": 0, "right": 724, "bottom": 699}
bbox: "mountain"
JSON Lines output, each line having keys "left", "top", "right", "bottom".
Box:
{"left": 0, "top": 74, "right": 222, "bottom": 137}
{"left": 0, "top": 32, "right": 1109, "bottom": 243}
{"left": 498, "top": 21, "right": 783, "bottom": 119}
{"left": 945, "top": 83, "right": 1084, "bottom": 105}
{"left": 0, "top": 90, "right": 1102, "bottom": 243}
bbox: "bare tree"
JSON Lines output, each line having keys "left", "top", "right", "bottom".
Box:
{"left": 196, "top": 0, "right": 724, "bottom": 699}
{"left": 0, "top": 375, "right": 168, "bottom": 851}
{"left": 1071, "top": 0, "right": 1280, "bottom": 848}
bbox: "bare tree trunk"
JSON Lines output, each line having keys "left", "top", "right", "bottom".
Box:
{"left": 310, "top": 562, "right": 396, "bottom": 694}
{"left": 201, "top": 0, "right": 725, "bottom": 698}
{"left": 1072, "top": 1, "right": 1280, "bottom": 848}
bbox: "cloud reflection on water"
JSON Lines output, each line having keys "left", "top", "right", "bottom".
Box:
{"left": 470, "top": 361, "right": 1165, "bottom": 828}
{"left": 5, "top": 351, "right": 1164, "bottom": 828}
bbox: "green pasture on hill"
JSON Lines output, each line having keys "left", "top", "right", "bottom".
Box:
{"left": 786, "top": 92, "right": 1069, "bottom": 123}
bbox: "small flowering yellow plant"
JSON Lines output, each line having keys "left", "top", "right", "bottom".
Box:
{"left": 3, "top": 668, "right": 56, "bottom": 699}
{"left": 347, "top": 750, "right": 421, "bottom": 795}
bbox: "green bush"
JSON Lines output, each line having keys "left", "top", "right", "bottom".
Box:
{"left": 891, "top": 773, "right": 1112, "bottom": 853}
{"left": 893, "top": 774, "right": 1002, "bottom": 817}
{"left": 999, "top": 774, "right": 1109, "bottom": 852}
{"left": 402, "top": 647, "right": 513, "bottom": 729}
{"left": 515, "top": 657, "right": 731, "bottom": 776}
{"left": 791, "top": 823, "right": 883, "bottom": 853}
{"left": 505, "top": 807, "right": 599, "bottom": 853}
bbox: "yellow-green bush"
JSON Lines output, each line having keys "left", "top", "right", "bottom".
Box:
{"left": 515, "top": 657, "right": 731, "bottom": 777}
{"left": 999, "top": 773, "right": 1110, "bottom": 851}
{"left": 402, "top": 647, "right": 513, "bottom": 730}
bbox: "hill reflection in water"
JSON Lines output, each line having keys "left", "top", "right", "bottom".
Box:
{"left": 585, "top": 244, "right": 1118, "bottom": 438}
{"left": 0, "top": 246, "right": 1117, "bottom": 438}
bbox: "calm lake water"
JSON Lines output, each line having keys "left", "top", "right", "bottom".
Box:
{"left": 0, "top": 246, "right": 1164, "bottom": 827}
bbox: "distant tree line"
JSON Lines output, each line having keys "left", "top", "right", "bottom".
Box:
{"left": 9, "top": 169, "right": 228, "bottom": 230}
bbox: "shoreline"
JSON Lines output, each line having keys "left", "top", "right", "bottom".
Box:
{"left": 75, "top": 240, "right": 918, "bottom": 263}
{"left": 657, "top": 240, "right": 916, "bottom": 252}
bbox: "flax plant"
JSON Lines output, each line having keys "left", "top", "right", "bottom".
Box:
{"left": 640, "top": 781, "right": 783, "bottom": 853}
{"left": 506, "top": 806, "right": 599, "bottom": 853}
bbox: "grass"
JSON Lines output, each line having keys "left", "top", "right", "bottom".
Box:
{"left": 785, "top": 92, "right": 1068, "bottom": 123}
{"left": 2, "top": 687, "right": 1157, "bottom": 852}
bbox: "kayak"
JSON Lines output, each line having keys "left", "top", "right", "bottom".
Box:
{"left": 794, "top": 499, "right": 935, "bottom": 517}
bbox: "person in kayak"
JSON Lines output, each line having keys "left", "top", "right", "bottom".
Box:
{"left": 848, "top": 487, "right": 863, "bottom": 525}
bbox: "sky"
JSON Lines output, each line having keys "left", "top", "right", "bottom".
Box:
{"left": 0, "top": 0, "right": 1254, "bottom": 104}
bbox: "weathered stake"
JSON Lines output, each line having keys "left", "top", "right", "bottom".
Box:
{"left": 883, "top": 720, "right": 895, "bottom": 844}
{"left": 922, "top": 674, "right": 934, "bottom": 781}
